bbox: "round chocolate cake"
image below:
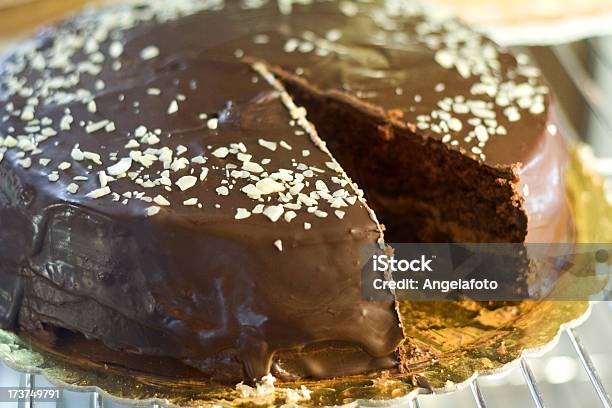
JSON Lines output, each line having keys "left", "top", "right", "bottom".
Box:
{"left": 0, "top": 0, "right": 573, "bottom": 383}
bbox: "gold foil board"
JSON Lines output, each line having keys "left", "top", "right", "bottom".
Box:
{"left": 0, "top": 145, "right": 608, "bottom": 407}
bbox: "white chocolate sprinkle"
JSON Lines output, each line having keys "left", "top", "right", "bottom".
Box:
{"left": 258, "top": 139, "right": 277, "bottom": 151}
{"left": 98, "top": 171, "right": 109, "bottom": 188}
{"left": 242, "top": 161, "right": 264, "bottom": 173}
{"left": 19, "top": 158, "right": 32, "bottom": 169}
{"left": 71, "top": 147, "right": 85, "bottom": 161}
{"left": 216, "top": 186, "right": 229, "bottom": 196}
{"left": 145, "top": 206, "right": 161, "bottom": 217}
{"left": 273, "top": 239, "right": 283, "bottom": 252}
{"left": 107, "top": 158, "right": 132, "bottom": 176}
{"left": 109, "top": 41, "right": 124, "bottom": 58}
{"left": 58, "top": 162, "right": 71, "bottom": 171}
{"left": 235, "top": 208, "right": 251, "bottom": 219}
{"left": 67, "top": 183, "right": 79, "bottom": 194}
{"left": 263, "top": 205, "right": 284, "bottom": 222}
{"left": 256, "top": 178, "right": 285, "bottom": 194}
{"left": 86, "top": 186, "right": 111, "bottom": 199}
{"left": 167, "top": 100, "right": 179, "bottom": 114}
{"left": 212, "top": 147, "right": 229, "bottom": 158}
{"left": 176, "top": 175, "right": 197, "bottom": 191}
{"left": 154, "top": 195, "right": 171, "bottom": 206}
{"left": 284, "top": 211, "right": 297, "bottom": 222}
{"left": 85, "top": 120, "right": 110, "bottom": 134}
{"left": 140, "top": 45, "right": 160, "bottom": 60}
{"left": 200, "top": 167, "right": 209, "bottom": 181}
{"left": 206, "top": 118, "right": 219, "bottom": 130}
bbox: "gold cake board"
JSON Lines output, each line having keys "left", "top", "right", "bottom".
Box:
{"left": 0, "top": 144, "right": 609, "bottom": 407}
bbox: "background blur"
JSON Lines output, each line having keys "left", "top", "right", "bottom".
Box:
{"left": 0, "top": 0, "right": 610, "bottom": 407}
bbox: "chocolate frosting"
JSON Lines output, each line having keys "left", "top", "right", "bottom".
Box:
{"left": 0, "top": 0, "right": 572, "bottom": 382}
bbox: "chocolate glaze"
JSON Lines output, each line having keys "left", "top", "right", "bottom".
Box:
{"left": 0, "top": 0, "right": 573, "bottom": 382}
{"left": 1, "top": 57, "right": 401, "bottom": 381}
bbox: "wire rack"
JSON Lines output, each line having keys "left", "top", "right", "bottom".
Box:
{"left": 0, "top": 31, "right": 611, "bottom": 408}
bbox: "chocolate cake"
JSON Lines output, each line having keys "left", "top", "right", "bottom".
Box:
{"left": 0, "top": 0, "right": 573, "bottom": 383}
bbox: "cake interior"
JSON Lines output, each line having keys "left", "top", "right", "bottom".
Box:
{"left": 275, "top": 73, "right": 528, "bottom": 244}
